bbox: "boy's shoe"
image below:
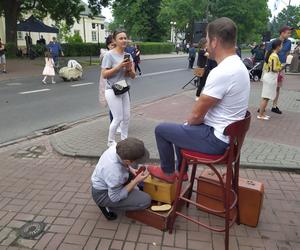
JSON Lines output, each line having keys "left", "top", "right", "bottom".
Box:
{"left": 98, "top": 206, "right": 117, "bottom": 220}
{"left": 271, "top": 106, "right": 282, "bottom": 114}
{"left": 52, "top": 81, "right": 56, "bottom": 84}
{"left": 147, "top": 166, "right": 177, "bottom": 183}
{"left": 2, "top": 70, "right": 7, "bottom": 73}
{"left": 42, "top": 80, "right": 47, "bottom": 85}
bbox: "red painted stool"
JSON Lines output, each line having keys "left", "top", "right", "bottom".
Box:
{"left": 168, "top": 111, "right": 251, "bottom": 250}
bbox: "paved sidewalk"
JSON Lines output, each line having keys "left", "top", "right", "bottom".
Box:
{"left": 0, "top": 53, "right": 187, "bottom": 83}
{"left": 50, "top": 74, "right": 300, "bottom": 170}
{"left": 0, "top": 135, "right": 300, "bottom": 249}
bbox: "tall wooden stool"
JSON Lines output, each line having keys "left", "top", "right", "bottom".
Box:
{"left": 168, "top": 111, "right": 251, "bottom": 250}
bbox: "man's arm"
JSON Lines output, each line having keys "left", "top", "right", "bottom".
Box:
{"left": 187, "top": 94, "right": 219, "bottom": 125}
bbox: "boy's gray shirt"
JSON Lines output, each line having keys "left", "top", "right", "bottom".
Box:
{"left": 91, "top": 145, "right": 129, "bottom": 202}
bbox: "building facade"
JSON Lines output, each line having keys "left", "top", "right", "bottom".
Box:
{"left": 0, "top": 2, "right": 106, "bottom": 46}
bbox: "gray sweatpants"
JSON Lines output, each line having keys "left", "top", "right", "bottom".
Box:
{"left": 92, "top": 187, "right": 151, "bottom": 211}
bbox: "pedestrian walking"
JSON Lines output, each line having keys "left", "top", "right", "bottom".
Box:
{"left": 47, "top": 37, "right": 64, "bottom": 68}
{"left": 188, "top": 44, "right": 196, "bottom": 69}
{"left": 91, "top": 138, "right": 151, "bottom": 220}
{"left": 134, "top": 44, "right": 142, "bottom": 75}
{"left": 267, "top": 26, "right": 292, "bottom": 114}
{"left": 42, "top": 50, "right": 56, "bottom": 84}
{"left": 176, "top": 43, "right": 180, "bottom": 54}
{"left": 257, "top": 39, "right": 283, "bottom": 120}
{"left": 102, "top": 30, "right": 136, "bottom": 147}
{"left": 0, "top": 38, "right": 7, "bottom": 73}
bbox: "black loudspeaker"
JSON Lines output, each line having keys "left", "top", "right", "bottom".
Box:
{"left": 262, "top": 31, "right": 271, "bottom": 42}
{"left": 193, "top": 22, "right": 207, "bottom": 44}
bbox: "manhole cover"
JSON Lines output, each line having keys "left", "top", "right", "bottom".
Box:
{"left": 19, "top": 222, "right": 45, "bottom": 239}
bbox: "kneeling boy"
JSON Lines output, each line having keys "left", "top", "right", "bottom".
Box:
{"left": 91, "top": 138, "right": 151, "bottom": 220}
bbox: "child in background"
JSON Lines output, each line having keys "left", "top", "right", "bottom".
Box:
{"left": 42, "top": 50, "right": 55, "bottom": 84}
{"left": 257, "top": 39, "right": 283, "bottom": 120}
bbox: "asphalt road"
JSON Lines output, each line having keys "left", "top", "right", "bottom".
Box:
{"left": 0, "top": 57, "right": 196, "bottom": 144}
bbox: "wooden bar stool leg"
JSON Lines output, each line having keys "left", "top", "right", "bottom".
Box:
{"left": 234, "top": 157, "right": 241, "bottom": 224}
{"left": 186, "top": 163, "right": 197, "bottom": 208}
{"left": 168, "top": 158, "right": 187, "bottom": 233}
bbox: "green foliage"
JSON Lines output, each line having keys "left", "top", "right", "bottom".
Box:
{"left": 31, "top": 44, "right": 47, "bottom": 57}
{"left": 65, "top": 33, "right": 84, "bottom": 44}
{"left": 270, "top": 6, "right": 300, "bottom": 39}
{"left": 135, "top": 42, "right": 174, "bottom": 54}
{"left": 209, "top": 0, "right": 271, "bottom": 44}
{"left": 1, "top": 0, "right": 111, "bottom": 45}
{"left": 4, "top": 43, "right": 18, "bottom": 58}
{"left": 158, "top": 0, "right": 207, "bottom": 42}
{"left": 61, "top": 43, "right": 105, "bottom": 57}
{"left": 111, "top": 0, "right": 164, "bottom": 41}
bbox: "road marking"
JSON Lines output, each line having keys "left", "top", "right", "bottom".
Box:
{"left": 138, "top": 68, "right": 186, "bottom": 78}
{"left": 6, "top": 83, "right": 23, "bottom": 86}
{"left": 19, "top": 89, "right": 51, "bottom": 95}
{"left": 70, "top": 82, "right": 95, "bottom": 87}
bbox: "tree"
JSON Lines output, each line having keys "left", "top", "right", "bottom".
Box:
{"left": 0, "top": 0, "right": 109, "bottom": 48}
{"left": 158, "top": 0, "right": 207, "bottom": 43}
{"left": 110, "top": 0, "right": 164, "bottom": 41}
{"left": 270, "top": 5, "right": 300, "bottom": 39}
{"left": 209, "top": 0, "right": 271, "bottom": 43}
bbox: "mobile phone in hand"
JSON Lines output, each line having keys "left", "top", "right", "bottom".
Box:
{"left": 135, "top": 166, "right": 146, "bottom": 176}
{"left": 124, "top": 54, "right": 130, "bottom": 62}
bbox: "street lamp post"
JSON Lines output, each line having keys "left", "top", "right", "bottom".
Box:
{"left": 170, "top": 21, "right": 177, "bottom": 44}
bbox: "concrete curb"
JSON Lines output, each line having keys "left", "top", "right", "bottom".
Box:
{"left": 49, "top": 136, "right": 300, "bottom": 172}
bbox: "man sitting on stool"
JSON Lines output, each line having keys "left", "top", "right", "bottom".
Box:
{"left": 148, "top": 17, "right": 250, "bottom": 183}
{"left": 91, "top": 138, "right": 151, "bottom": 220}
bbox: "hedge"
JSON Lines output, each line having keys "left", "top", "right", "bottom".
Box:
{"left": 61, "top": 42, "right": 174, "bottom": 56}
{"left": 61, "top": 43, "right": 106, "bottom": 57}
{"left": 5, "top": 42, "right": 175, "bottom": 58}
{"left": 135, "top": 42, "right": 174, "bottom": 55}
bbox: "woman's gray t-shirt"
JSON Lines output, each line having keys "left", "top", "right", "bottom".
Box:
{"left": 101, "top": 50, "right": 133, "bottom": 89}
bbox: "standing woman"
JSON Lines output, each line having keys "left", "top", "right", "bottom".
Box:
{"left": 258, "top": 39, "right": 283, "bottom": 120}
{"left": 134, "top": 44, "right": 142, "bottom": 75}
{"left": 99, "top": 35, "right": 115, "bottom": 121}
{"left": 102, "top": 30, "right": 136, "bottom": 147}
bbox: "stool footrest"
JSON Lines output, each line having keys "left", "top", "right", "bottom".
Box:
{"left": 175, "top": 211, "right": 237, "bottom": 232}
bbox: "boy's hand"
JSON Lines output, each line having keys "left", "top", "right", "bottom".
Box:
{"left": 134, "top": 170, "right": 149, "bottom": 183}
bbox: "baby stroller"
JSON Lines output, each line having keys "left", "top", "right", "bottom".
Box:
{"left": 243, "top": 57, "right": 263, "bottom": 82}
{"left": 59, "top": 60, "right": 83, "bottom": 81}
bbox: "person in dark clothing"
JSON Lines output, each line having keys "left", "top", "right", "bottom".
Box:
{"left": 253, "top": 43, "right": 265, "bottom": 62}
{"left": 195, "top": 38, "right": 217, "bottom": 99}
{"left": 134, "top": 44, "right": 142, "bottom": 75}
{"left": 39, "top": 35, "right": 46, "bottom": 45}
{"left": 236, "top": 45, "right": 242, "bottom": 58}
{"left": 25, "top": 33, "right": 32, "bottom": 57}
{"left": 188, "top": 44, "right": 196, "bottom": 68}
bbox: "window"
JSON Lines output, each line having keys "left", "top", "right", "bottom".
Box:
{"left": 92, "top": 31, "right": 97, "bottom": 41}
{"left": 92, "top": 23, "right": 96, "bottom": 29}
{"left": 17, "top": 31, "right": 23, "bottom": 40}
{"left": 101, "top": 24, "right": 104, "bottom": 30}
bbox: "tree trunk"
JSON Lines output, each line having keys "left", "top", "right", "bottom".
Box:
{"left": 3, "top": 0, "right": 19, "bottom": 47}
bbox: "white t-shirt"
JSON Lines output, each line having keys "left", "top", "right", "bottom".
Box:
{"left": 202, "top": 55, "right": 250, "bottom": 143}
